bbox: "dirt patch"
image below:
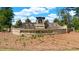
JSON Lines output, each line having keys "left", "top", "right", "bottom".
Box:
{"left": 0, "top": 32, "right": 79, "bottom": 50}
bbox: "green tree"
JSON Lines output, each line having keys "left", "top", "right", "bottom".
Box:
{"left": 44, "top": 20, "right": 49, "bottom": 29}
{"left": 53, "top": 18, "right": 63, "bottom": 25}
{"left": 0, "top": 7, "right": 14, "bottom": 31}
{"left": 53, "top": 18, "right": 59, "bottom": 23}
{"left": 72, "top": 16, "right": 79, "bottom": 30}
{"left": 25, "top": 17, "right": 31, "bottom": 23}
{"left": 15, "top": 20, "right": 22, "bottom": 28}
{"left": 60, "top": 8, "right": 72, "bottom": 33}
{"left": 59, "top": 20, "right": 66, "bottom": 26}
{"left": 0, "top": 15, "right": 7, "bottom": 31}
{"left": 60, "top": 9, "right": 68, "bottom": 24}
{"left": 74, "top": 7, "right": 79, "bottom": 17}
{"left": 25, "top": 17, "right": 32, "bottom": 29}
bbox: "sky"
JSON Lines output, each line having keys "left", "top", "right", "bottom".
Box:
{"left": 12, "top": 7, "right": 75, "bottom": 24}
{"left": 12, "top": 7, "right": 62, "bottom": 23}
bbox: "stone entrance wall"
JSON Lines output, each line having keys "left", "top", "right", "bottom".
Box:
{"left": 11, "top": 28, "right": 67, "bottom": 36}
{"left": 11, "top": 28, "right": 20, "bottom": 35}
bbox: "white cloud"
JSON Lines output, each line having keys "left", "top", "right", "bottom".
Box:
{"left": 46, "top": 14, "right": 58, "bottom": 22}
{"left": 29, "top": 16, "right": 36, "bottom": 22}
{"left": 30, "top": 7, "right": 49, "bottom": 14}
{"left": 13, "top": 7, "right": 50, "bottom": 23}
{"left": 13, "top": 15, "right": 36, "bottom": 24}
{"left": 69, "top": 11, "right": 76, "bottom": 16}
{"left": 45, "top": 7, "right": 56, "bottom": 10}
{"left": 14, "top": 11, "right": 32, "bottom": 17}
{"left": 13, "top": 7, "right": 58, "bottom": 24}
{"left": 13, "top": 15, "right": 26, "bottom": 25}
{"left": 14, "top": 13, "right": 58, "bottom": 23}
{"left": 48, "top": 14, "right": 57, "bottom": 18}
{"left": 13, "top": 7, "right": 55, "bottom": 23}
{"left": 14, "top": 7, "right": 49, "bottom": 17}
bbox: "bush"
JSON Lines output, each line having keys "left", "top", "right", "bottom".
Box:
{"left": 21, "top": 34, "right": 25, "bottom": 37}
{"left": 31, "top": 35, "right": 37, "bottom": 39}
{"left": 37, "top": 34, "right": 44, "bottom": 37}
{"left": 76, "top": 30, "right": 79, "bottom": 32}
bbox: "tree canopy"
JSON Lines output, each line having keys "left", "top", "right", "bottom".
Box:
{"left": 44, "top": 20, "right": 49, "bottom": 29}
{"left": 15, "top": 20, "right": 22, "bottom": 28}
{"left": 0, "top": 7, "right": 14, "bottom": 31}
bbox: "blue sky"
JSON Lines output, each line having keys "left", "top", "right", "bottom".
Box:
{"left": 12, "top": 7, "right": 63, "bottom": 16}
{"left": 12, "top": 7, "right": 75, "bottom": 24}
{"left": 13, "top": 7, "right": 60, "bottom": 13}
{"left": 13, "top": 7, "right": 63, "bottom": 23}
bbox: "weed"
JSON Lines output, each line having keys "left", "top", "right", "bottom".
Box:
{"left": 16, "top": 39, "right": 18, "bottom": 41}
{"left": 5, "top": 43, "right": 8, "bottom": 46}
{"left": 31, "top": 35, "right": 37, "bottom": 39}
{"left": 4, "top": 38, "right": 8, "bottom": 41}
{"left": 67, "top": 42, "right": 70, "bottom": 44}
{"left": 21, "top": 34, "right": 25, "bottom": 37}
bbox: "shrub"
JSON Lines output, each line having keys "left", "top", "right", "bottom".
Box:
{"left": 5, "top": 43, "right": 8, "bottom": 46}
{"left": 21, "top": 34, "right": 25, "bottom": 37}
{"left": 37, "top": 34, "right": 44, "bottom": 37}
{"left": 76, "top": 30, "right": 79, "bottom": 32}
{"left": 31, "top": 35, "right": 37, "bottom": 39}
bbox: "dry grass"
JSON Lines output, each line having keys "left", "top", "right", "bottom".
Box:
{"left": 0, "top": 32, "right": 79, "bottom": 50}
